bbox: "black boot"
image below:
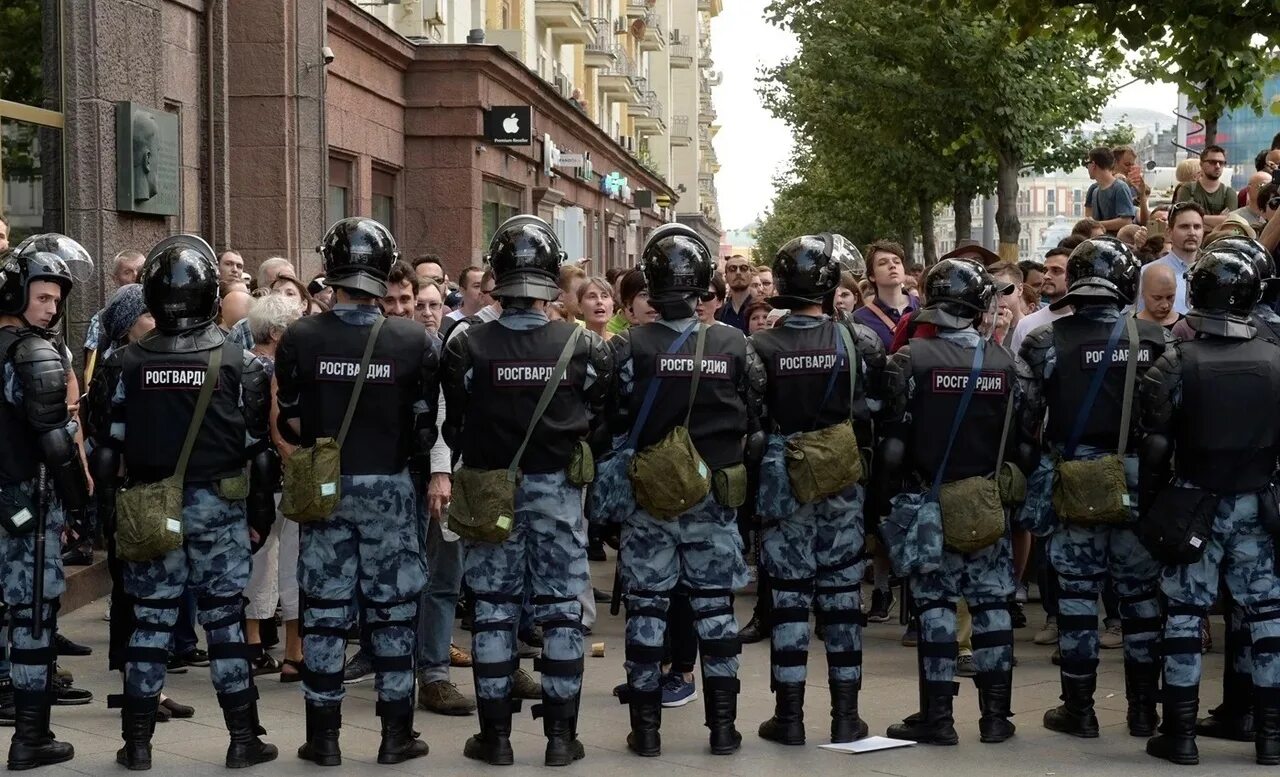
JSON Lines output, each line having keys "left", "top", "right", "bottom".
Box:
{"left": 1146, "top": 684, "right": 1199, "bottom": 765}
{"left": 758, "top": 682, "right": 805, "bottom": 745}
{"left": 221, "top": 694, "right": 278, "bottom": 769}
{"left": 1257, "top": 687, "right": 1280, "bottom": 766}
{"left": 1196, "top": 669, "right": 1254, "bottom": 741}
{"left": 296, "top": 701, "right": 341, "bottom": 766}
{"left": 624, "top": 688, "right": 662, "bottom": 757}
{"left": 1043, "top": 674, "right": 1100, "bottom": 738}
{"left": 703, "top": 676, "right": 742, "bottom": 755}
{"left": 829, "top": 679, "right": 868, "bottom": 743}
{"left": 538, "top": 697, "right": 584, "bottom": 767}
{"left": 1125, "top": 661, "right": 1161, "bottom": 738}
{"left": 115, "top": 695, "right": 156, "bottom": 771}
{"left": 376, "top": 699, "right": 428, "bottom": 764}
{"left": 464, "top": 697, "right": 516, "bottom": 765}
{"left": 0, "top": 679, "right": 14, "bottom": 727}
{"left": 8, "top": 690, "right": 73, "bottom": 770}
{"left": 738, "top": 615, "right": 767, "bottom": 645}
{"left": 976, "top": 672, "right": 1016, "bottom": 743}
{"left": 886, "top": 681, "right": 959, "bottom": 745}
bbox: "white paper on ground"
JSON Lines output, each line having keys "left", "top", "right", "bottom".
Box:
{"left": 818, "top": 736, "right": 916, "bottom": 754}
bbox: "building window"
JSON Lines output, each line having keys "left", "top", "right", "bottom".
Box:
{"left": 371, "top": 167, "right": 396, "bottom": 231}
{"left": 328, "top": 157, "right": 352, "bottom": 226}
{"left": 0, "top": 0, "right": 65, "bottom": 244}
{"left": 1073, "top": 202, "right": 1083, "bottom": 217}
{"left": 482, "top": 181, "right": 522, "bottom": 244}
{"left": 1047, "top": 202, "right": 1057, "bottom": 218}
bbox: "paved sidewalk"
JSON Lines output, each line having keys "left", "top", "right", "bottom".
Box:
{"left": 36, "top": 561, "right": 1245, "bottom": 777}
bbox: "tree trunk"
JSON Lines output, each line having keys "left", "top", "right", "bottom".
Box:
{"left": 1203, "top": 115, "right": 1218, "bottom": 148}
{"left": 898, "top": 225, "right": 916, "bottom": 266}
{"left": 995, "top": 148, "right": 1021, "bottom": 261}
{"left": 919, "top": 194, "right": 937, "bottom": 266}
{"left": 1201, "top": 79, "right": 1219, "bottom": 147}
{"left": 953, "top": 189, "right": 973, "bottom": 243}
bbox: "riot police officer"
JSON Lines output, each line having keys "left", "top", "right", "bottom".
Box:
{"left": 0, "top": 235, "right": 91, "bottom": 770}
{"left": 607, "top": 223, "right": 765, "bottom": 757}
{"left": 274, "top": 218, "right": 438, "bottom": 766}
{"left": 1016, "top": 237, "right": 1171, "bottom": 740}
{"left": 749, "top": 234, "right": 885, "bottom": 746}
{"left": 1195, "top": 235, "right": 1277, "bottom": 744}
{"left": 1138, "top": 247, "right": 1280, "bottom": 766}
{"left": 880, "top": 258, "right": 1031, "bottom": 746}
{"left": 91, "top": 235, "right": 276, "bottom": 771}
{"left": 441, "top": 215, "right": 613, "bottom": 767}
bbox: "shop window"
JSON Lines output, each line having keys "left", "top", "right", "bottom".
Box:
{"left": 328, "top": 157, "right": 352, "bottom": 226}
{"left": 482, "top": 181, "right": 522, "bottom": 244}
{"left": 372, "top": 167, "right": 396, "bottom": 232}
{"left": 0, "top": 0, "right": 65, "bottom": 242}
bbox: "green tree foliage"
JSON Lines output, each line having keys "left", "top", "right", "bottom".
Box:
{"left": 946, "top": 0, "right": 1280, "bottom": 144}
{"left": 758, "top": 0, "right": 1120, "bottom": 262}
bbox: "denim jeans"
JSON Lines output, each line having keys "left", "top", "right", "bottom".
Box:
{"left": 416, "top": 516, "right": 463, "bottom": 683}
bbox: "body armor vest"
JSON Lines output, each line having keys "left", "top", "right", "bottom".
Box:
{"left": 907, "top": 336, "right": 1014, "bottom": 484}
{"left": 627, "top": 322, "right": 747, "bottom": 469}
{"left": 0, "top": 328, "right": 41, "bottom": 485}
{"left": 462, "top": 320, "right": 589, "bottom": 472}
{"left": 118, "top": 338, "right": 246, "bottom": 484}
{"left": 751, "top": 320, "right": 863, "bottom": 435}
{"left": 1046, "top": 315, "right": 1164, "bottom": 450}
{"left": 1176, "top": 335, "right": 1280, "bottom": 493}
{"left": 286, "top": 312, "right": 426, "bottom": 476}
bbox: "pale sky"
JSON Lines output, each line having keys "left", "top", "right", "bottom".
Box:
{"left": 708, "top": 2, "right": 1181, "bottom": 230}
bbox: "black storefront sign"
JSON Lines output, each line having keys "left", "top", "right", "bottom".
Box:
{"left": 484, "top": 105, "right": 533, "bottom": 146}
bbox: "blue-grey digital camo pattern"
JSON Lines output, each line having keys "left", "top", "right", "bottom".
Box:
{"left": 0, "top": 480, "right": 63, "bottom": 692}
{"left": 462, "top": 471, "right": 589, "bottom": 702}
{"left": 299, "top": 471, "right": 426, "bottom": 704}
{"left": 123, "top": 485, "right": 252, "bottom": 699}
{"left": 620, "top": 494, "right": 747, "bottom": 692}
{"left": 913, "top": 536, "right": 1015, "bottom": 683}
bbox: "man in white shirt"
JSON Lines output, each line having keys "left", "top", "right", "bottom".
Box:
{"left": 444, "top": 267, "right": 493, "bottom": 323}
{"left": 1010, "top": 246, "right": 1072, "bottom": 354}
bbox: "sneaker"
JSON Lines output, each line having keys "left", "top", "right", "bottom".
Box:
{"left": 1015, "top": 583, "right": 1029, "bottom": 604}
{"left": 51, "top": 674, "right": 92, "bottom": 706}
{"left": 901, "top": 619, "right": 919, "bottom": 647}
{"left": 1010, "top": 602, "right": 1027, "bottom": 629}
{"left": 449, "top": 644, "right": 473, "bottom": 667}
{"left": 53, "top": 633, "right": 92, "bottom": 657}
{"left": 1033, "top": 618, "right": 1059, "bottom": 645}
{"left": 955, "top": 654, "right": 976, "bottom": 678}
{"left": 417, "top": 680, "right": 476, "bottom": 716}
{"left": 160, "top": 697, "right": 194, "bottom": 719}
{"left": 593, "top": 588, "right": 611, "bottom": 603}
{"left": 165, "top": 655, "right": 189, "bottom": 675}
{"left": 1100, "top": 621, "right": 1123, "bottom": 650}
{"left": 867, "top": 589, "right": 894, "bottom": 623}
{"left": 251, "top": 652, "right": 282, "bottom": 676}
{"left": 660, "top": 672, "right": 698, "bottom": 708}
{"left": 177, "top": 648, "right": 210, "bottom": 667}
{"left": 342, "top": 651, "right": 375, "bottom": 684}
{"left": 587, "top": 539, "right": 607, "bottom": 562}
{"left": 512, "top": 667, "right": 542, "bottom": 699}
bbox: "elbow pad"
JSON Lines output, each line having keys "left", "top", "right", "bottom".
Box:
{"left": 744, "top": 430, "right": 766, "bottom": 467}
{"left": 38, "top": 429, "right": 89, "bottom": 511}
{"left": 1138, "top": 433, "right": 1172, "bottom": 516}
{"left": 247, "top": 450, "right": 279, "bottom": 549}
{"left": 90, "top": 444, "right": 121, "bottom": 533}
{"left": 872, "top": 434, "right": 908, "bottom": 517}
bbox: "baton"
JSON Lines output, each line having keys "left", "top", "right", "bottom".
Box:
{"left": 610, "top": 561, "right": 623, "bottom": 617}
{"left": 32, "top": 465, "right": 48, "bottom": 641}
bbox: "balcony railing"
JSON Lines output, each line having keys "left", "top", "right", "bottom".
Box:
{"left": 586, "top": 18, "right": 614, "bottom": 54}
{"left": 672, "top": 115, "right": 689, "bottom": 135}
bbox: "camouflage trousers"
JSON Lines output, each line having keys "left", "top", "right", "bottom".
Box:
{"left": 911, "top": 536, "right": 1015, "bottom": 685}
{"left": 620, "top": 494, "right": 747, "bottom": 694}
{"left": 761, "top": 484, "right": 866, "bottom": 684}
{"left": 299, "top": 471, "right": 426, "bottom": 705}
{"left": 0, "top": 481, "right": 64, "bottom": 693}
{"left": 1160, "top": 490, "right": 1280, "bottom": 691}
{"left": 122, "top": 484, "right": 253, "bottom": 704}
{"left": 462, "top": 471, "right": 589, "bottom": 703}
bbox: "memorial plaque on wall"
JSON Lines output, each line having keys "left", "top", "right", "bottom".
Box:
{"left": 116, "top": 102, "right": 179, "bottom": 216}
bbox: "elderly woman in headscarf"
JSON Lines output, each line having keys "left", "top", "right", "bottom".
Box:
{"left": 83, "top": 285, "right": 196, "bottom": 722}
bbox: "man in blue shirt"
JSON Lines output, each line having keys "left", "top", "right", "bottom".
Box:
{"left": 715, "top": 255, "right": 755, "bottom": 333}
{"left": 1138, "top": 202, "right": 1204, "bottom": 316}
{"left": 1084, "top": 147, "right": 1137, "bottom": 235}
{"left": 852, "top": 240, "right": 918, "bottom": 349}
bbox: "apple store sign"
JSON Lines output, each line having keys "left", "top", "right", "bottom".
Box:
{"left": 484, "top": 106, "right": 533, "bottom": 146}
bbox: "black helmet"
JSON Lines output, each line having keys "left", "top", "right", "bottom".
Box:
{"left": 1203, "top": 235, "right": 1275, "bottom": 288}
{"left": 1186, "top": 247, "right": 1260, "bottom": 319}
{"left": 915, "top": 258, "right": 996, "bottom": 329}
{"left": 640, "top": 223, "right": 714, "bottom": 301}
{"left": 141, "top": 235, "right": 220, "bottom": 333}
{"left": 831, "top": 234, "right": 865, "bottom": 278}
{"left": 319, "top": 217, "right": 398, "bottom": 298}
{"left": 770, "top": 233, "right": 841, "bottom": 308}
{"left": 1050, "top": 236, "right": 1141, "bottom": 311}
{"left": 485, "top": 215, "right": 564, "bottom": 302}
{"left": 1, "top": 233, "right": 88, "bottom": 329}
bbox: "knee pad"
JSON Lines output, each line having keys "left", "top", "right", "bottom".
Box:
{"left": 298, "top": 592, "right": 354, "bottom": 640}
{"left": 360, "top": 593, "right": 420, "bottom": 674}
{"left": 197, "top": 593, "right": 248, "bottom": 631}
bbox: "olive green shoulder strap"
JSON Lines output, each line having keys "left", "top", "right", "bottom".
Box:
{"left": 834, "top": 323, "right": 859, "bottom": 424}
{"left": 507, "top": 327, "right": 583, "bottom": 480}
{"left": 174, "top": 345, "right": 223, "bottom": 483}
{"left": 682, "top": 323, "right": 709, "bottom": 428}
{"left": 336, "top": 316, "right": 386, "bottom": 448}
